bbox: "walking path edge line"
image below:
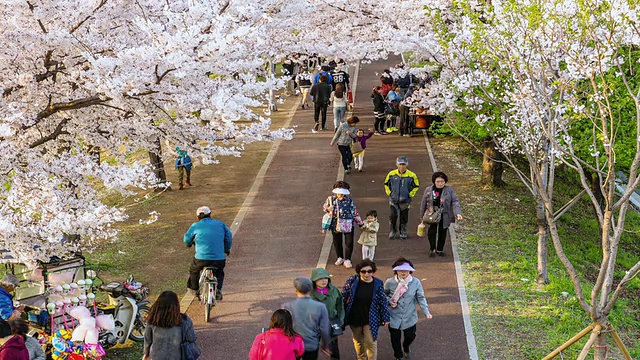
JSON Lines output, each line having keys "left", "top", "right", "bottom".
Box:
{"left": 180, "top": 97, "right": 301, "bottom": 312}
{"left": 423, "top": 131, "right": 480, "bottom": 360}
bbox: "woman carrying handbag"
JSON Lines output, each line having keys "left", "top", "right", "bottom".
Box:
{"left": 323, "top": 181, "right": 364, "bottom": 269}
{"left": 419, "top": 172, "right": 463, "bottom": 257}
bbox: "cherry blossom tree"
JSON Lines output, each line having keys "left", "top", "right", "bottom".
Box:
{"left": 0, "top": 0, "right": 298, "bottom": 262}
{"left": 415, "top": 0, "right": 640, "bottom": 357}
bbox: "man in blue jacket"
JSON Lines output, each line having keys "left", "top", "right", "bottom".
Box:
{"left": 185, "top": 206, "right": 232, "bottom": 300}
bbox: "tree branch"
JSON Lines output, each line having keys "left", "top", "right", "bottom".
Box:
{"left": 29, "top": 118, "right": 70, "bottom": 148}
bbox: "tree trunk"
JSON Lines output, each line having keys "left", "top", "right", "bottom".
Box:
{"left": 148, "top": 138, "right": 168, "bottom": 189}
{"left": 481, "top": 139, "right": 506, "bottom": 188}
{"left": 535, "top": 198, "right": 549, "bottom": 284}
{"left": 577, "top": 321, "right": 609, "bottom": 360}
{"left": 585, "top": 169, "right": 605, "bottom": 212}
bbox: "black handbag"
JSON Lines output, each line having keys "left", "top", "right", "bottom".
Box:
{"left": 330, "top": 319, "right": 343, "bottom": 337}
{"left": 180, "top": 314, "right": 201, "bottom": 360}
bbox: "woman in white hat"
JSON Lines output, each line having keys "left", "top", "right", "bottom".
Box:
{"left": 322, "top": 181, "right": 364, "bottom": 269}
{"left": 384, "top": 258, "right": 432, "bottom": 360}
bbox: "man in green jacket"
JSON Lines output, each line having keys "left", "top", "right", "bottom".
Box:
{"left": 384, "top": 156, "right": 420, "bottom": 240}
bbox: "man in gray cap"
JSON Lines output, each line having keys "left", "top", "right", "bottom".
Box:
{"left": 283, "top": 277, "right": 331, "bottom": 360}
{"left": 384, "top": 156, "right": 420, "bottom": 240}
{"left": 0, "top": 274, "right": 21, "bottom": 321}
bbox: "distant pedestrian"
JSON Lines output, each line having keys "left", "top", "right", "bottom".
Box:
{"left": 143, "top": 291, "right": 200, "bottom": 360}
{"left": 384, "top": 258, "right": 432, "bottom": 360}
{"left": 175, "top": 147, "right": 193, "bottom": 190}
{"left": 0, "top": 320, "right": 28, "bottom": 360}
{"left": 283, "top": 277, "right": 331, "bottom": 360}
{"left": 352, "top": 128, "right": 374, "bottom": 172}
{"left": 330, "top": 117, "right": 359, "bottom": 174}
{"left": 310, "top": 75, "right": 332, "bottom": 132}
{"left": 384, "top": 157, "right": 420, "bottom": 240}
{"left": 323, "top": 181, "right": 364, "bottom": 269}
{"left": 314, "top": 65, "right": 334, "bottom": 87}
{"left": 9, "top": 319, "right": 45, "bottom": 360}
{"left": 310, "top": 268, "right": 344, "bottom": 359}
{"left": 331, "top": 84, "right": 349, "bottom": 130}
{"left": 249, "top": 309, "right": 305, "bottom": 360}
{"left": 296, "top": 66, "right": 313, "bottom": 109}
{"left": 385, "top": 85, "right": 402, "bottom": 133}
{"left": 313, "top": 65, "right": 333, "bottom": 88}
{"left": 371, "top": 87, "right": 386, "bottom": 135}
{"left": 342, "top": 260, "right": 390, "bottom": 360}
{"left": 357, "top": 210, "right": 379, "bottom": 261}
{"left": 331, "top": 65, "right": 350, "bottom": 92}
{"left": 419, "top": 172, "right": 463, "bottom": 257}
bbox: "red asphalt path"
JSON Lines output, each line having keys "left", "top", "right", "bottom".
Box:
{"left": 187, "top": 58, "right": 471, "bottom": 360}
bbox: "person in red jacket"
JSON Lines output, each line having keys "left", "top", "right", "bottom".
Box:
{"left": 249, "top": 309, "right": 304, "bottom": 360}
{"left": 0, "top": 320, "right": 28, "bottom": 360}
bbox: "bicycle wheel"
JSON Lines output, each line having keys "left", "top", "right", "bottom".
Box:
{"left": 203, "top": 282, "right": 210, "bottom": 323}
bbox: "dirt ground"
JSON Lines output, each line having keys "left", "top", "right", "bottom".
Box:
{"left": 88, "top": 94, "right": 298, "bottom": 296}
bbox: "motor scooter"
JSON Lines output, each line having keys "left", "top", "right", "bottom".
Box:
{"left": 93, "top": 273, "right": 150, "bottom": 347}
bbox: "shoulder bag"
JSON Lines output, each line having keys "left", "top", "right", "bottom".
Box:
{"left": 181, "top": 315, "right": 201, "bottom": 360}
{"left": 422, "top": 207, "right": 443, "bottom": 225}
{"left": 350, "top": 139, "right": 364, "bottom": 154}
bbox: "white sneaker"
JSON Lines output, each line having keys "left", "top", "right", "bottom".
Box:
{"left": 311, "top": 128, "right": 318, "bottom": 134}
{"left": 335, "top": 257, "right": 344, "bottom": 266}
{"left": 343, "top": 260, "right": 353, "bottom": 268}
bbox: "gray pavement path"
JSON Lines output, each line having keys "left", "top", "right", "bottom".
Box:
{"left": 187, "top": 58, "right": 471, "bottom": 360}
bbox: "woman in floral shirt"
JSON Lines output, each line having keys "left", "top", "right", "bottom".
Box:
{"left": 323, "top": 181, "right": 364, "bottom": 269}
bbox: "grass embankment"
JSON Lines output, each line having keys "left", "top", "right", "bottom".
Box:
{"left": 432, "top": 137, "right": 640, "bottom": 359}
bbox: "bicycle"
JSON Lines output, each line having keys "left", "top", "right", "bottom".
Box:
{"left": 197, "top": 266, "right": 218, "bottom": 322}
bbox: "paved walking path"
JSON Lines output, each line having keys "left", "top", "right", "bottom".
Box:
{"left": 187, "top": 58, "right": 472, "bottom": 359}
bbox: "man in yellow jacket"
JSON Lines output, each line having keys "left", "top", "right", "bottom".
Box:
{"left": 384, "top": 156, "right": 420, "bottom": 239}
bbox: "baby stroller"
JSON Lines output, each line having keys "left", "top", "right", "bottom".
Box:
{"left": 384, "top": 100, "right": 400, "bottom": 131}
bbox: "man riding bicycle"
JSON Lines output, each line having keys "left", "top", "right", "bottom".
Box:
{"left": 185, "top": 206, "right": 232, "bottom": 301}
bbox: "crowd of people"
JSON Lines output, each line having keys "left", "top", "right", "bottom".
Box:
{"left": 0, "top": 59, "right": 463, "bottom": 360}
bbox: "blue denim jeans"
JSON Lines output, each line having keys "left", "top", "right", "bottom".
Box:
{"left": 333, "top": 106, "right": 347, "bottom": 129}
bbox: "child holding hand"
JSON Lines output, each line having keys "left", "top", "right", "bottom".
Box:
{"left": 352, "top": 128, "right": 374, "bottom": 172}
{"left": 358, "top": 210, "right": 379, "bottom": 261}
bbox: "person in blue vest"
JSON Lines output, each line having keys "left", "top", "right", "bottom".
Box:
{"left": 175, "top": 147, "right": 193, "bottom": 190}
{"left": 184, "top": 206, "right": 232, "bottom": 300}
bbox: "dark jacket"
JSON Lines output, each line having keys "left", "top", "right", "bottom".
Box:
{"left": 384, "top": 169, "right": 420, "bottom": 206}
{"left": 420, "top": 185, "right": 462, "bottom": 229}
{"left": 342, "top": 276, "right": 390, "bottom": 341}
{"left": 372, "top": 91, "right": 385, "bottom": 113}
{"left": 0, "top": 335, "right": 29, "bottom": 360}
{"left": 310, "top": 82, "right": 331, "bottom": 105}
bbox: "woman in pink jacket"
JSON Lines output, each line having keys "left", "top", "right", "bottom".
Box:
{"left": 249, "top": 309, "right": 304, "bottom": 360}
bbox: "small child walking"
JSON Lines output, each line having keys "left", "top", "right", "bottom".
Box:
{"left": 358, "top": 210, "right": 379, "bottom": 261}
{"left": 352, "top": 128, "right": 374, "bottom": 172}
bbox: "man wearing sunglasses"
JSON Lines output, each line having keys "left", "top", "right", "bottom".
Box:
{"left": 342, "top": 260, "right": 390, "bottom": 360}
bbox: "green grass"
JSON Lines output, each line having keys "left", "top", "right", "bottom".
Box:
{"left": 440, "top": 137, "right": 640, "bottom": 359}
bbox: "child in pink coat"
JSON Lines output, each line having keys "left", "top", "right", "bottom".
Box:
{"left": 249, "top": 309, "right": 304, "bottom": 360}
